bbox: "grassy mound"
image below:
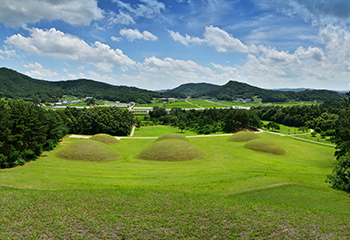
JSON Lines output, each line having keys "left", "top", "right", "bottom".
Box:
{"left": 244, "top": 139, "right": 287, "bottom": 155}
{"left": 155, "top": 133, "right": 188, "bottom": 142}
{"left": 137, "top": 139, "right": 206, "bottom": 161}
{"left": 56, "top": 140, "right": 120, "bottom": 161}
{"left": 227, "top": 131, "right": 261, "bottom": 142}
{"left": 90, "top": 133, "right": 119, "bottom": 145}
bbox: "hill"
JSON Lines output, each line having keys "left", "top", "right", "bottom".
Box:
{"left": 0, "top": 67, "right": 185, "bottom": 103}
{"left": 168, "top": 82, "right": 220, "bottom": 96}
{"left": 192, "top": 80, "right": 344, "bottom": 103}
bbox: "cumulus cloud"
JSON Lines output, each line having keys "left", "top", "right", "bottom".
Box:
{"left": 168, "top": 26, "right": 257, "bottom": 52}
{"left": 5, "top": 28, "right": 135, "bottom": 72}
{"left": 0, "top": 0, "right": 103, "bottom": 26}
{"left": 24, "top": 62, "right": 58, "bottom": 79}
{"left": 0, "top": 47, "right": 17, "bottom": 59}
{"left": 120, "top": 28, "right": 158, "bottom": 42}
{"left": 168, "top": 30, "right": 204, "bottom": 46}
{"left": 109, "top": 0, "right": 166, "bottom": 25}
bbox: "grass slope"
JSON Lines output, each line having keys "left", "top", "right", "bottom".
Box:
{"left": 90, "top": 133, "right": 119, "bottom": 145}
{"left": 227, "top": 131, "right": 261, "bottom": 142}
{"left": 155, "top": 133, "right": 188, "bottom": 142}
{"left": 137, "top": 139, "right": 206, "bottom": 161}
{"left": 56, "top": 139, "right": 120, "bottom": 161}
{"left": 244, "top": 139, "right": 287, "bottom": 155}
{"left": 1, "top": 126, "right": 349, "bottom": 238}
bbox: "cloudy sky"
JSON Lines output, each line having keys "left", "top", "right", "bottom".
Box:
{"left": 1, "top": 0, "right": 350, "bottom": 91}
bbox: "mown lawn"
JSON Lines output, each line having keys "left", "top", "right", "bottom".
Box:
{"left": 1, "top": 126, "right": 349, "bottom": 239}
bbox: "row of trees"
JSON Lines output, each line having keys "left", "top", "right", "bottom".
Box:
{"left": 0, "top": 99, "right": 68, "bottom": 168}
{"left": 149, "top": 107, "right": 261, "bottom": 134}
{"left": 0, "top": 100, "right": 134, "bottom": 169}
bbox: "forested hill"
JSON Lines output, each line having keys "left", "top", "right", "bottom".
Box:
{"left": 192, "top": 80, "right": 345, "bottom": 102}
{"left": 168, "top": 82, "right": 220, "bottom": 96}
{"left": 0, "top": 67, "right": 185, "bottom": 103}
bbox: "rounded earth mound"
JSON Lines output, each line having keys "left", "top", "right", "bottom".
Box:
{"left": 155, "top": 133, "right": 188, "bottom": 142}
{"left": 56, "top": 140, "right": 120, "bottom": 161}
{"left": 137, "top": 139, "right": 206, "bottom": 161}
{"left": 90, "top": 133, "right": 119, "bottom": 145}
{"left": 244, "top": 139, "right": 287, "bottom": 155}
{"left": 227, "top": 131, "right": 261, "bottom": 142}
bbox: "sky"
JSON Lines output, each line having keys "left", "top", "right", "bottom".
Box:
{"left": 1, "top": 0, "right": 350, "bottom": 91}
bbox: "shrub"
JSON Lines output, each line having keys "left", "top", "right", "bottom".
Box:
{"left": 244, "top": 139, "right": 287, "bottom": 155}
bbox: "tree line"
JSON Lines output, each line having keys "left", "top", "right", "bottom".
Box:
{"left": 0, "top": 99, "right": 134, "bottom": 169}
{"left": 148, "top": 107, "right": 261, "bottom": 134}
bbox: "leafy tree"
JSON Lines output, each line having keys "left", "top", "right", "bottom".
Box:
{"left": 327, "top": 154, "right": 350, "bottom": 193}
{"left": 85, "top": 98, "right": 95, "bottom": 106}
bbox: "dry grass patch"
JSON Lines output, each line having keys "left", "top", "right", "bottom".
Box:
{"left": 227, "top": 131, "right": 261, "bottom": 142}
{"left": 56, "top": 140, "right": 120, "bottom": 161}
{"left": 90, "top": 133, "right": 119, "bottom": 145}
{"left": 155, "top": 133, "right": 188, "bottom": 142}
{"left": 137, "top": 139, "right": 206, "bottom": 161}
{"left": 244, "top": 139, "right": 287, "bottom": 155}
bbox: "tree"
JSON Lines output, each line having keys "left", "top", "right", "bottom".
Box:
{"left": 326, "top": 154, "right": 350, "bottom": 193}
{"left": 85, "top": 98, "right": 95, "bottom": 106}
{"left": 178, "top": 121, "right": 186, "bottom": 133}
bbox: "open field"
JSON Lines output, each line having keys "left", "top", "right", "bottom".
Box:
{"left": 188, "top": 100, "right": 228, "bottom": 108}
{"left": 1, "top": 126, "right": 349, "bottom": 238}
{"left": 261, "top": 120, "right": 311, "bottom": 135}
{"left": 136, "top": 101, "right": 199, "bottom": 109}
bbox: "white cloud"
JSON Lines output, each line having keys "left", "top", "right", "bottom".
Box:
{"left": 120, "top": 28, "right": 158, "bottom": 42}
{"left": 0, "top": 0, "right": 103, "bottom": 26}
{"left": 111, "top": 36, "right": 123, "bottom": 42}
{"left": 168, "top": 30, "right": 204, "bottom": 46}
{"left": 109, "top": 0, "right": 166, "bottom": 25}
{"left": 5, "top": 28, "right": 136, "bottom": 72}
{"left": 168, "top": 26, "right": 257, "bottom": 52}
{"left": 0, "top": 47, "right": 17, "bottom": 59}
{"left": 24, "top": 62, "right": 58, "bottom": 79}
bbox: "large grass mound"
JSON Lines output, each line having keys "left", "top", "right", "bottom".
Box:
{"left": 244, "top": 139, "right": 287, "bottom": 155}
{"left": 56, "top": 140, "right": 120, "bottom": 161}
{"left": 227, "top": 131, "right": 261, "bottom": 142}
{"left": 155, "top": 133, "right": 188, "bottom": 142}
{"left": 137, "top": 139, "right": 206, "bottom": 161}
{"left": 90, "top": 133, "right": 119, "bottom": 145}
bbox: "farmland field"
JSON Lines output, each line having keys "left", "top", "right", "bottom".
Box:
{"left": 1, "top": 126, "right": 349, "bottom": 239}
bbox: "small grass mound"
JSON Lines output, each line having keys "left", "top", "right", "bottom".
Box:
{"left": 90, "top": 133, "right": 119, "bottom": 145}
{"left": 227, "top": 131, "right": 261, "bottom": 142}
{"left": 244, "top": 139, "right": 287, "bottom": 155}
{"left": 155, "top": 133, "right": 188, "bottom": 142}
{"left": 56, "top": 140, "right": 120, "bottom": 161}
{"left": 137, "top": 139, "right": 206, "bottom": 161}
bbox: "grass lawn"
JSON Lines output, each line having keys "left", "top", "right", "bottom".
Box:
{"left": 216, "top": 100, "right": 257, "bottom": 108}
{"left": 132, "top": 125, "right": 197, "bottom": 137}
{"left": 295, "top": 132, "right": 334, "bottom": 145}
{"left": 188, "top": 100, "right": 228, "bottom": 108}
{"left": 1, "top": 126, "right": 349, "bottom": 238}
{"left": 261, "top": 120, "right": 310, "bottom": 135}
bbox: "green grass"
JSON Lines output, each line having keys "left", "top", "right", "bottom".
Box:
{"left": 188, "top": 100, "right": 227, "bottom": 108}
{"left": 136, "top": 101, "right": 198, "bottom": 109}
{"left": 244, "top": 139, "right": 287, "bottom": 155}
{"left": 1, "top": 126, "right": 350, "bottom": 238}
{"left": 155, "top": 133, "right": 189, "bottom": 142}
{"left": 227, "top": 131, "right": 261, "bottom": 142}
{"left": 295, "top": 132, "right": 334, "bottom": 144}
{"left": 137, "top": 139, "right": 206, "bottom": 161}
{"left": 133, "top": 125, "right": 197, "bottom": 137}
{"left": 55, "top": 139, "right": 120, "bottom": 161}
{"left": 262, "top": 120, "right": 310, "bottom": 134}
{"left": 90, "top": 133, "right": 119, "bottom": 145}
{"left": 215, "top": 101, "right": 257, "bottom": 108}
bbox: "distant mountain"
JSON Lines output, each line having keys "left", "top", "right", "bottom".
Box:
{"left": 0, "top": 67, "right": 186, "bottom": 103}
{"left": 168, "top": 82, "right": 220, "bottom": 96}
{"left": 272, "top": 88, "right": 313, "bottom": 92}
{"left": 192, "top": 80, "right": 345, "bottom": 103}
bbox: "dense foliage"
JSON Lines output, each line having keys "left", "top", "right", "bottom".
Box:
{"left": 149, "top": 107, "right": 261, "bottom": 134}
{"left": 0, "top": 99, "right": 67, "bottom": 168}
{"left": 60, "top": 107, "right": 134, "bottom": 136}
{"left": 193, "top": 80, "right": 344, "bottom": 102}
{"left": 252, "top": 101, "right": 344, "bottom": 132}
{"left": 0, "top": 67, "right": 185, "bottom": 104}
{"left": 0, "top": 99, "right": 134, "bottom": 169}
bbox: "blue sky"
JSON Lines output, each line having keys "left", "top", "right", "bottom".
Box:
{"left": 1, "top": 0, "right": 350, "bottom": 91}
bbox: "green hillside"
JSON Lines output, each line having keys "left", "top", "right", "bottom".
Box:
{"left": 192, "top": 80, "right": 344, "bottom": 102}
{"left": 0, "top": 67, "right": 186, "bottom": 103}
{"left": 169, "top": 82, "right": 220, "bottom": 96}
